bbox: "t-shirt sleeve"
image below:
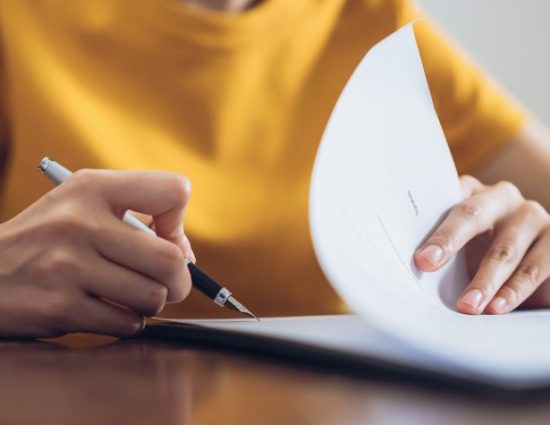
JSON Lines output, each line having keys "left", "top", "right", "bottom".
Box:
{"left": 396, "top": 2, "right": 528, "bottom": 174}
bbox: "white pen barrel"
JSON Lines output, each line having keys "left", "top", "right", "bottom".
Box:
{"left": 39, "top": 157, "right": 72, "bottom": 185}
{"left": 122, "top": 212, "right": 157, "bottom": 236}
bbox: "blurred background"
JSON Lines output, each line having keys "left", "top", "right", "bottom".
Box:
{"left": 419, "top": 0, "right": 550, "bottom": 127}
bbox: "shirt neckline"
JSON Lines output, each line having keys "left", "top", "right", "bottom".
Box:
{"left": 132, "top": 0, "right": 303, "bottom": 50}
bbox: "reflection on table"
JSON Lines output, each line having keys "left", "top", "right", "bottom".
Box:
{"left": 0, "top": 335, "right": 549, "bottom": 425}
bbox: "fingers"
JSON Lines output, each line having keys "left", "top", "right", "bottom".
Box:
{"left": 415, "top": 181, "right": 523, "bottom": 272}
{"left": 65, "top": 169, "right": 194, "bottom": 303}
{"left": 91, "top": 216, "right": 192, "bottom": 303}
{"left": 460, "top": 175, "right": 483, "bottom": 198}
{"left": 81, "top": 257, "right": 170, "bottom": 317}
{"left": 70, "top": 169, "right": 191, "bottom": 251}
{"left": 456, "top": 201, "right": 548, "bottom": 314}
{"left": 25, "top": 288, "right": 144, "bottom": 338}
{"left": 65, "top": 296, "right": 145, "bottom": 337}
{"left": 0, "top": 168, "right": 197, "bottom": 339}
{"left": 486, "top": 228, "right": 550, "bottom": 314}
{"left": 416, "top": 177, "right": 550, "bottom": 315}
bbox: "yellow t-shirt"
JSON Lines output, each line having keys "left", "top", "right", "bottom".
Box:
{"left": 0, "top": 0, "right": 526, "bottom": 317}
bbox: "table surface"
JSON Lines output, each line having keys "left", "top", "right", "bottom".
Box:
{"left": 1, "top": 332, "right": 549, "bottom": 425}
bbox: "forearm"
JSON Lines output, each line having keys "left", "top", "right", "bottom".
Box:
{"left": 474, "top": 120, "right": 550, "bottom": 210}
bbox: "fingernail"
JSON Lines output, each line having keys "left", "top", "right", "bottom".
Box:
{"left": 489, "top": 297, "right": 507, "bottom": 314}
{"left": 460, "top": 289, "right": 483, "bottom": 310}
{"left": 182, "top": 236, "right": 196, "bottom": 263}
{"left": 418, "top": 244, "right": 444, "bottom": 266}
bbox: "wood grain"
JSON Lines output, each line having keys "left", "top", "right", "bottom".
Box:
{"left": 0, "top": 334, "right": 549, "bottom": 425}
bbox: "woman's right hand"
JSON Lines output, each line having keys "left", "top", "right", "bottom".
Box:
{"left": 0, "top": 169, "right": 194, "bottom": 338}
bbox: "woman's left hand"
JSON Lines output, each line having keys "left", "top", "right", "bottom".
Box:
{"left": 415, "top": 175, "right": 550, "bottom": 314}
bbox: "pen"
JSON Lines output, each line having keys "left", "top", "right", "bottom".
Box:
{"left": 37, "top": 157, "right": 258, "bottom": 320}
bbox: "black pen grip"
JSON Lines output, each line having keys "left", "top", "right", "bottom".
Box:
{"left": 187, "top": 262, "right": 224, "bottom": 300}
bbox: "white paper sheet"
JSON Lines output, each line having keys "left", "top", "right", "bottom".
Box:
{"left": 309, "top": 23, "right": 550, "bottom": 379}
{"left": 169, "top": 315, "right": 550, "bottom": 388}
{"left": 164, "top": 23, "right": 550, "bottom": 387}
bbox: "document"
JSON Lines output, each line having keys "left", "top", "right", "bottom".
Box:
{"left": 308, "top": 23, "right": 550, "bottom": 382}
{"left": 152, "top": 23, "right": 550, "bottom": 390}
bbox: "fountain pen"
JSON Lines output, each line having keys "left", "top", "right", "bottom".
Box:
{"left": 37, "top": 157, "right": 257, "bottom": 320}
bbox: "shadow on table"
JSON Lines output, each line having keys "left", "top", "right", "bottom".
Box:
{"left": 0, "top": 338, "right": 549, "bottom": 425}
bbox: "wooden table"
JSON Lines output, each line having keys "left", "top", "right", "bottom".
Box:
{"left": 1, "top": 333, "right": 549, "bottom": 425}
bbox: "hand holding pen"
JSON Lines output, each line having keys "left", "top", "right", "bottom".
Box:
{"left": 0, "top": 159, "right": 254, "bottom": 339}
{"left": 39, "top": 158, "right": 256, "bottom": 320}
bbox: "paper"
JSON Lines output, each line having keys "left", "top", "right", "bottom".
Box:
{"left": 167, "top": 314, "right": 550, "bottom": 387}
{"left": 309, "top": 22, "right": 550, "bottom": 379}
{"left": 163, "top": 23, "right": 550, "bottom": 386}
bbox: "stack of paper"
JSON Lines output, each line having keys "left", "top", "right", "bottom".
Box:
{"left": 152, "top": 23, "right": 550, "bottom": 390}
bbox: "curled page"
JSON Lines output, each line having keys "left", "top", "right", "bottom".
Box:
{"left": 309, "top": 23, "right": 550, "bottom": 379}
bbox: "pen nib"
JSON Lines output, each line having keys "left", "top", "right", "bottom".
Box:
{"left": 225, "top": 296, "right": 259, "bottom": 321}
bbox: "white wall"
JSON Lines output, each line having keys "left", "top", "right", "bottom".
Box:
{"left": 418, "top": 0, "right": 550, "bottom": 127}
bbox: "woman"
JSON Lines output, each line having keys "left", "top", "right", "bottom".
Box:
{"left": 0, "top": 0, "right": 549, "bottom": 337}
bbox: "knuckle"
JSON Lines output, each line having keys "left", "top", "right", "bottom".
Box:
{"left": 167, "top": 174, "right": 191, "bottom": 206}
{"left": 504, "top": 263, "right": 542, "bottom": 306}
{"left": 34, "top": 249, "right": 78, "bottom": 279}
{"left": 143, "top": 284, "right": 168, "bottom": 316}
{"left": 40, "top": 186, "right": 62, "bottom": 205}
{"left": 430, "top": 231, "right": 459, "bottom": 254}
{"left": 515, "top": 263, "right": 540, "bottom": 288}
{"left": 486, "top": 242, "right": 515, "bottom": 264}
{"left": 460, "top": 175, "right": 481, "bottom": 188}
{"left": 47, "top": 249, "right": 79, "bottom": 276}
{"left": 523, "top": 200, "right": 548, "bottom": 220}
{"left": 51, "top": 207, "right": 90, "bottom": 235}
{"left": 28, "top": 258, "right": 49, "bottom": 283}
{"left": 460, "top": 174, "right": 477, "bottom": 183}
{"left": 495, "top": 181, "right": 522, "bottom": 200}
{"left": 499, "top": 285, "right": 522, "bottom": 305}
{"left": 70, "top": 168, "right": 104, "bottom": 189}
{"left": 475, "top": 283, "right": 493, "bottom": 298}
{"left": 454, "top": 202, "right": 484, "bottom": 224}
